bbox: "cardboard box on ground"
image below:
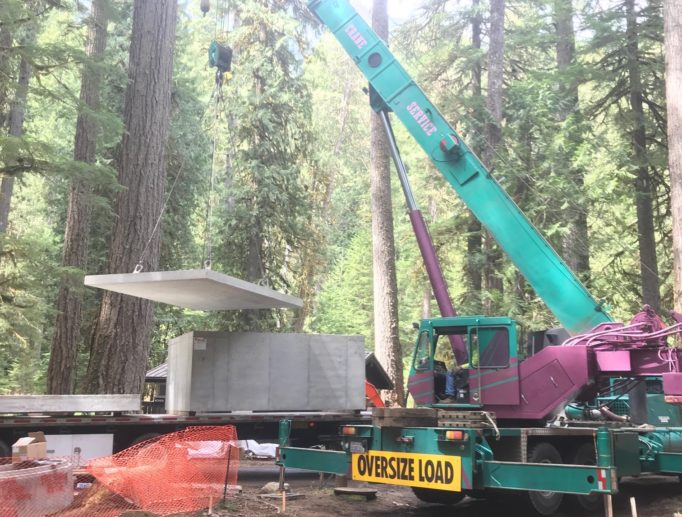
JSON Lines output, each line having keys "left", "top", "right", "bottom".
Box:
{"left": 12, "top": 431, "right": 47, "bottom": 461}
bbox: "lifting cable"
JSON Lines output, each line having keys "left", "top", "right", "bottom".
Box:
{"left": 203, "top": 0, "right": 233, "bottom": 270}
{"left": 134, "top": 0, "right": 234, "bottom": 274}
{"left": 203, "top": 82, "right": 222, "bottom": 270}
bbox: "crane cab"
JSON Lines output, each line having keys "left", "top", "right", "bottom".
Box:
{"left": 408, "top": 316, "right": 519, "bottom": 407}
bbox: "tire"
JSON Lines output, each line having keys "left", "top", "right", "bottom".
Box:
{"left": 411, "top": 487, "right": 465, "bottom": 505}
{"left": 526, "top": 442, "right": 564, "bottom": 516}
{"left": 562, "top": 442, "right": 602, "bottom": 513}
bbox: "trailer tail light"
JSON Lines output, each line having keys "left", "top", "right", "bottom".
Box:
{"left": 341, "top": 426, "right": 357, "bottom": 436}
{"left": 665, "top": 396, "right": 682, "bottom": 404}
{"left": 444, "top": 430, "right": 466, "bottom": 441}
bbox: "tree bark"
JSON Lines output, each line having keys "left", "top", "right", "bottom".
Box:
{"left": 86, "top": 0, "right": 177, "bottom": 394}
{"left": 666, "top": 0, "right": 682, "bottom": 312}
{"left": 0, "top": 37, "right": 33, "bottom": 233}
{"left": 555, "top": 0, "right": 590, "bottom": 281}
{"left": 464, "top": 0, "right": 483, "bottom": 312}
{"left": 0, "top": 27, "right": 13, "bottom": 131}
{"left": 48, "top": 0, "right": 109, "bottom": 394}
{"left": 482, "top": 0, "right": 505, "bottom": 314}
{"left": 370, "top": 0, "right": 405, "bottom": 407}
{"left": 625, "top": 0, "right": 660, "bottom": 312}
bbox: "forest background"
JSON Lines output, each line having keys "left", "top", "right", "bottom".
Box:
{"left": 0, "top": 0, "right": 676, "bottom": 396}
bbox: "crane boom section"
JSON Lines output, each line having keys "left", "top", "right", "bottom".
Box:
{"left": 309, "top": 0, "right": 611, "bottom": 333}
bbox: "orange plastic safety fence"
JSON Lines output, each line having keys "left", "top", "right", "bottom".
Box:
{"left": 0, "top": 425, "right": 239, "bottom": 517}
{"left": 87, "top": 426, "right": 240, "bottom": 515}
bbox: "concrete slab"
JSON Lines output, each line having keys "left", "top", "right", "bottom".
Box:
{"left": 84, "top": 269, "right": 303, "bottom": 311}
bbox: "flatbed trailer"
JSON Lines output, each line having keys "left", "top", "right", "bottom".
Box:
{"left": 0, "top": 408, "right": 369, "bottom": 459}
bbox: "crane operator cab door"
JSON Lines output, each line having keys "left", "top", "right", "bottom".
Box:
{"left": 467, "top": 324, "right": 520, "bottom": 406}
{"left": 407, "top": 319, "right": 520, "bottom": 407}
{"left": 407, "top": 326, "right": 466, "bottom": 405}
{"left": 407, "top": 330, "right": 439, "bottom": 405}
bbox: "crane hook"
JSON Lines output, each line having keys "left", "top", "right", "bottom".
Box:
{"left": 200, "top": 0, "right": 210, "bottom": 16}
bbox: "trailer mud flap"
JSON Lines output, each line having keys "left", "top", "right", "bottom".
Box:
{"left": 351, "top": 451, "right": 461, "bottom": 492}
{"left": 483, "top": 461, "right": 617, "bottom": 495}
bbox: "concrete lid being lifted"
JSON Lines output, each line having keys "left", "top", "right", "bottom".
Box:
{"left": 84, "top": 269, "right": 303, "bottom": 311}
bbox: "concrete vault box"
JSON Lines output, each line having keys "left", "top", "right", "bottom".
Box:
{"left": 167, "top": 331, "right": 365, "bottom": 413}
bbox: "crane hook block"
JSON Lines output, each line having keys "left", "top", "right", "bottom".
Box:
{"left": 200, "top": 0, "right": 210, "bottom": 16}
{"left": 208, "top": 41, "right": 233, "bottom": 73}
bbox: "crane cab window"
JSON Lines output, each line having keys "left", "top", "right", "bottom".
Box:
{"left": 470, "top": 327, "right": 510, "bottom": 368}
{"left": 434, "top": 333, "right": 461, "bottom": 365}
{"left": 414, "top": 331, "right": 431, "bottom": 371}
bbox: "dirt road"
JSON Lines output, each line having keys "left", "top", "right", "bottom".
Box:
{"left": 229, "top": 461, "right": 682, "bottom": 517}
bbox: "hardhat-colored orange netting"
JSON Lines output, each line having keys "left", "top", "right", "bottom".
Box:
{"left": 86, "top": 425, "right": 239, "bottom": 515}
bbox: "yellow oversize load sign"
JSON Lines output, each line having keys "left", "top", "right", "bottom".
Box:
{"left": 351, "top": 451, "right": 461, "bottom": 491}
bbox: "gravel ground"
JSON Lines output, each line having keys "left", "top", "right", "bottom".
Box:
{"left": 224, "top": 460, "right": 682, "bottom": 517}
{"left": 61, "top": 459, "right": 682, "bottom": 517}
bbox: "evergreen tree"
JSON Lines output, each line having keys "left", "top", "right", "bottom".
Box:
{"left": 585, "top": 0, "right": 667, "bottom": 313}
{"left": 369, "top": 0, "right": 405, "bottom": 406}
{"left": 666, "top": 0, "right": 682, "bottom": 312}
{"left": 86, "top": 0, "right": 177, "bottom": 394}
{"left": 211, "top": 0, "right": 317, "bottom": 331}
{"left": 48, "top": 0, "right": 110, "bottom": 395}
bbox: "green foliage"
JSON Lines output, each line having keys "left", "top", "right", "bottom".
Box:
{"left": 311, "top": 228, "right": 374, "bottom": 345}
{"left": 0, "top": 176, "right": 61, "bottom": 393}
{"left": 203, "top": 0, "right": 318, "bottom": 331}
{"left": 0, "top": 0, "right": 677, "bottom": 393}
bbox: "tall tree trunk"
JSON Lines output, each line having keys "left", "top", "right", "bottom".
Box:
{"left": 482, "top": 0, "right": 505, "bottom": 314}
{"left": 626, "top": 0, "right": 660, "bottom": 312}
{"left": 555, "top": 0, "right": 590, "bottom": 281}
{"left": 48, "top": 0, "right": 109, "bottom": 394}
{"left": 465, "top": 0, "right": 483, "bottom": 312}
{"left": 370, "top": 0, "right": 405, "bottom": 407}
{"left": 86, "top": 0, "right": 177, "bottom": 394}
{"left": 0, "top": 37, "right": 33, "bottom": 232}
{"left": 666, "top": 0, "right": 682, "bottom": 312}
{"left": 0, "top": 27, "right": 13, "bottom": 131}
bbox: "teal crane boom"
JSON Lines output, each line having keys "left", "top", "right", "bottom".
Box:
{"left": 308, "top": 0, "right": 612, "bottom": 334}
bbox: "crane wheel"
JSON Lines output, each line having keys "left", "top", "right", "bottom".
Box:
{"left": 411, "top": 487, "right": 465, "bottom": 505}
{"left": 562, "top": 442, "right": 602, "bottom": 513}
{"left": 526, "top": 442, "right": 564, "bottom": 516}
